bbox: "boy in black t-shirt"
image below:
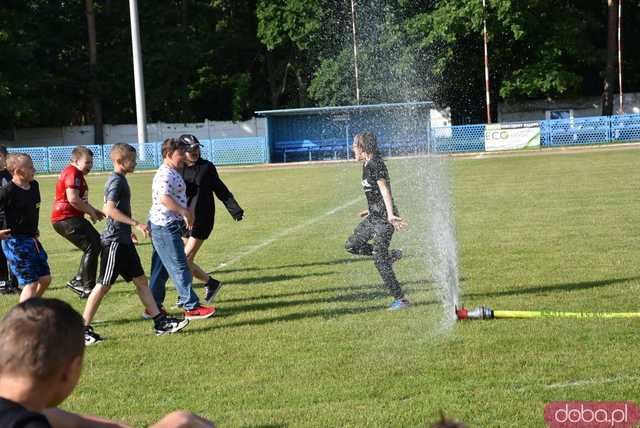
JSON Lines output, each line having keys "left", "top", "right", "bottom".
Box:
{"left": 0, "top": 145, "right": 18, "bottom": 295}
{"left": 345, "top": 133, "right": 410, "bottom": 310}
{"left": 81, "top": 144, "right": 189, "bottom": 345}
{"left": 0, "top": 154, "right": 51, "bottom": 303}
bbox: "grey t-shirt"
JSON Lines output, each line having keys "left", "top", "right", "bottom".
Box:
{"left": 101, "top": 172, "right": 132, "bottom": 244}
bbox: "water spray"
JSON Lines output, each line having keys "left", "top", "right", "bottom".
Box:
{"left": 455, "top": 305, "right": 640, "bottom": 321}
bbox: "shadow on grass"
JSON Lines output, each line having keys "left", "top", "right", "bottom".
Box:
{"left": 465, "top": 276, "right": 640, "bottom": 298}
{"left": 210, "top": 255, "right": 416, "bottom": 275}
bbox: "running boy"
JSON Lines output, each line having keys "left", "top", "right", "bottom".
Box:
{"left": 0, "top": 153, "right": 51, "bottom": 303}
{"left": 51, "top": 146, "right": 104, "bottom": 298}
{"left": 178, "top": 134, "right": 244, "bottom": 304}
{"left": 0, "top": 298, "right": 215, "bottom": 427}
{"left": 82, "top": 144, "right": 189, "bottom": 345}
{"left": 345, "top": 132, "right": 409, "bottom": 310}
{"left": 0, "top": 145, "right": 18, "bottom": 295}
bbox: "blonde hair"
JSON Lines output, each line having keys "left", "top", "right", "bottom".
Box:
{"left": 6, "top": 153, "right": 32, "bottom": 175}
{"left": 71, "top": 146, "right": 94, "bottom": 161}
{"left": 110, "top": 143, "right": 136, "bottom": 164}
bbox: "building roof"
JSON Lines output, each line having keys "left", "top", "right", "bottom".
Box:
{"left": 255, "top": 101, "right": 433, "bottom": 117}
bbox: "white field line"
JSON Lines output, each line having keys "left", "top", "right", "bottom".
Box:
{"left": 544, "top": 376, "right": 632, "bottom": 389}
{"left": 213, "top": 175, "right": 411, "bottom": 271}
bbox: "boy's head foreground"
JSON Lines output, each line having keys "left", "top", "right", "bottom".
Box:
{"left": 0, "top": 298, "right": 84, "bottom": 409}
{"left": 110, "top": 143, "right": 138, "bottom": 174}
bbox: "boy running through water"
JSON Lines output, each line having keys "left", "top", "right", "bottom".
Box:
{"left": 345, "top": 133, "right": 410, "bottom": 310}
{"left": 82, "top": 144, "right": 189, "bottom": 345}
{"left": 0, "top": 153, "right": 52, "bottom": 303}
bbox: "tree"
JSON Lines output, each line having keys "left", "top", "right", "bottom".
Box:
{"left": 602, "top": 0, "right": 619, "bottom": 116}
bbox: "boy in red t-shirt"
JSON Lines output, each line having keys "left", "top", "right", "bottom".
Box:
{"left": 51, "top": 146, "right": 104, "bottom": 298}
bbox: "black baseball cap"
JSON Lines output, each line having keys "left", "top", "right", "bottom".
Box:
{"left": 179, "top": 134, "right": 201, "bottom": 151}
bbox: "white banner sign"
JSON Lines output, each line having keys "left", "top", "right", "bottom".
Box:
{"left": 485, "top": 122, "right": 540, "bottom": 151}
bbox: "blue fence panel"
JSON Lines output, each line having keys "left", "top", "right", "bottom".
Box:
{"left": 211, "top": 137, "right": 268, "bottom": 165}
{"left": 101, "top": 142, "right": 160, "bottom": 171}
{"left": 46, "top": 145, "right": 104, "bottom": 173}
{"left": 542, "top": 116, "right": 610, "bottom": 147}
{"left": 7, "top": 147, "right": 48, "bottom": 173}
{"left": 431, "top": 125, "right": 485, "bottom": 153}
{"left": 610, "top": 114, "right": 640, "bottom": 142}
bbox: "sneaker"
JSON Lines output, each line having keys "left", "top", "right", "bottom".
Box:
{"left": 389, "top": 249, "right": 403, "bottom": 264}
{"left": 0, "top": 280, "right": 18, "bottom": 295}
{"left": 66, "top": 278, "right": 88, "bottom": 298}
{"left": 387, "top": 298, "right": 410, "bottom": 311}
{"left": 172, "top": 296, "right": 184, "bottom": 309}
{"left": 84, "top": 325, "right": 103, "bottom": 346}
{"left": 184, "top": 305, "right": 216, "bottom": 320}
{"left": 142, "top": 307, "right": 167, "bottom": 320}
{"left": 154, "top": 316, "right": 190, "bottom": 336}
{"left": 204, "top": 278, "right": 223, "bottom": 303}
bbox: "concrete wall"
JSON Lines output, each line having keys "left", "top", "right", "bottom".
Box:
{"left": 0, "top": 118, "right": 267, "bottom": 148}
{"left": 498, "top": 93, "right": 640, "bottom": 123}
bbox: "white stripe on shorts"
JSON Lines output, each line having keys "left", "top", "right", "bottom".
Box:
{"left": 102, "top": 241, "right": 119, "bottom": 286}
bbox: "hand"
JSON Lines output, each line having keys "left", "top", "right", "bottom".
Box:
{"left": 0, "top": 229, "right": 11, "bottom": 240}
{"left": 232, "top": 209, "right": 244, "bottom": 221}
{"left": 94, "top": 209, "right": 106, "bottom": 221}
{"left": 135, "top": 223, "right": 150, "bottom": 239}
{"left": 88, "top": 209, "right": 100, "bottom": 223}
{"left": 388, "top": 214, "right": 407, "bottom": 231}
{"left": 181, "top": 208, "right": 194, "bottom": 230}
{"left": 359, "top": 210, "right": 369, "bottom": 218}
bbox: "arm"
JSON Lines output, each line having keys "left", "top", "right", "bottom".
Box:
{"left": 66, "top": 188, "right": 104, "bottom": 222}
{"left": 103, "top": 201, "right": 149, "bottom": 238}
{"left": 0, "top": 229, "right": 11, "bottom": 239}
{"left": 377, "top": 178, "right": 406, "bottom": 231}
{"left": 43, "top": 408, "right": 133, "bottom": 428}
{"left": 160, "top": 194, "right": 194, "bottom": 229}
{"left": 210, "top": 165, "right": 243, "bottom": 221}
{"left": 149, "top": 411, "right": 215, "bottom": 428}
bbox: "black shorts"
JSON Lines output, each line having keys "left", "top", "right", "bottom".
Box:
{"left": 97, "top": 242, "right": 145, "bottom": 286}
{"left": 183, "top": 220, "right": 213, "bottom": 241}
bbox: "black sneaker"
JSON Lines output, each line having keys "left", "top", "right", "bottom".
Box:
{"left": 389, "top": 249, "right": 403, "bottom": 264}
{"left": 0, "top": 280, "right": 18, "bottom": 295}
{"left": 84, "top": 325, "right": 103, "bottom": 346}
{"left": 66, "top": 278, "right": 86, "bottom": 297}
{"left": 154, "top": 316, "right": 189, "bottom": 336}
{"left": 204, "top": 278, "right": 223, "bottom": 304}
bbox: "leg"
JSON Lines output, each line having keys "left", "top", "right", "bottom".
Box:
{"left": 19, "top": 283, "right": 38, "bottom": 302}
{"left": 52, "top": 218, "right": 101, "bottom": 290}
{"left": 152, "top": 223, "right": 199, "bottom": 311}
{"left": 371, "top": 221, "right": 404, "bottom": 300}
{"left": 182, "top": 237, "right": 209, "bottom": 283}
{"left": 83, "top": 283, "right": 110, "bottom": 325}
{"left": 132, "top": 275, "right": 161, "bottom": 317}
{"left": 149, "top": 244, "right": 169, "bottom": 308}
{"left": 345, "top": 218, "right": 375, "bottom": 256}
{"left": 35, "top": 275, "right": 51, "bottom": 297}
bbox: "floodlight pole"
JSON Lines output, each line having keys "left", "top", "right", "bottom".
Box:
{"left": 618, "top": 0, "right": 624, "bottom": 114}
{"left": 350, "top": 0, "right": 361, "bottom": 105}
{"left": 482, "top": 0, "right": 492, "bottom": 123}
{"left": 129, "top": 0, "right": 147, "bottom": 158}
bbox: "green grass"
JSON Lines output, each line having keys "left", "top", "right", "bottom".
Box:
{"left": 1, "top": 149, "right": 639, "bottom": 427}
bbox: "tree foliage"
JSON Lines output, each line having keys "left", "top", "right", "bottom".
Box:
{"left": 0, "top": 0, "right": 637, "bottom": 128}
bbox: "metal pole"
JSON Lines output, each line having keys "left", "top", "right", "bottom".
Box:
{"left": 618, "top": 0, "right": 623, "bottom": 115}
{"left": 482, "top": 0, "right": 492, "bottom": 123}
{"left": 350, "top": 0, "right": 361, "bottom": 105}
{"left": 129, "top": 0, "right": 147, "bottom": 159}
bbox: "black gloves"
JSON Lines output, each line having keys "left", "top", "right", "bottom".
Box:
{"left": 224, "top": 197, "right": 244, "bottom": 221}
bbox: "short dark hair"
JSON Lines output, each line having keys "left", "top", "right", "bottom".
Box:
{"left": 353, "top": 132, "right": 380, "bottom": 156}
{"left": 161, "top": 137, "right": 187, "bottom": 159}
{"left": 0, "top": 298, "right": 84, "bottom": 380}
{"left": 71, "top": 146, "right": 94, "bottom": 161}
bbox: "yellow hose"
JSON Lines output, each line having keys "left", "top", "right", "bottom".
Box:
{"left": 494, "top": 310, "right": 640, "bottom": 319}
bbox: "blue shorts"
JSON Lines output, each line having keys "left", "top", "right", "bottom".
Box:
{"left": 1, "top": 237, "right": 50, "bottom": 286}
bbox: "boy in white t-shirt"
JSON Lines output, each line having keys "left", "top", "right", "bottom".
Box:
{"left": 148, "top": 138, "right": 215, "bottom": 320}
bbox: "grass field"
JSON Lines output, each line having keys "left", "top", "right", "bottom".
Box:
{"left": 1, "top": 148, "right": 639, "bottom": 427}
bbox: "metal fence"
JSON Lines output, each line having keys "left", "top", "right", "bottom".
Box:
{"left": 430, "top": 113, "right": 640, "bottom": 154}
{"left": 8, "top": 137, "right": 268, "bottom": 174}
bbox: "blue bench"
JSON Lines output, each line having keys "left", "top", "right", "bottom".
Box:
{"left": 275, "top": 139, "right": 350, "bottom": 162}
